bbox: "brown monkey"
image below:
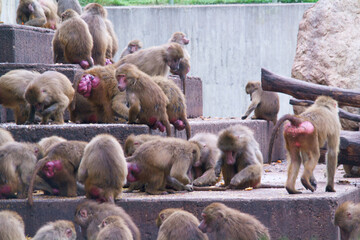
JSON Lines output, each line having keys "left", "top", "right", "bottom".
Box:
{"left": 56, "top": 0, "right": 82, "bottom": 17}
{"left": 334, "top": 201, "right": 360, "bottom": 240}
{"left": 28, "top": 140, "right": 87, "bottom": 206}
{"left": 74, "top": 200, "right": 141, "bottom": 240}
{"left": 0, "top": 210, "right": 26, "bottom": 240}
{"left": 126, "top": 138, "right": 200, "bottom": 194}
{"left": 116, "top": 64, "right": 172, "bottom": 136}
{"left": 199, "top": 202, "right": 270, "bottom": 240}
{"left": 115, "top": 42, "right": 184, "bottom": 77}
{"left": 0, "top": 128, "right": 15, "bottom": 146}
{"left": 32, "top": 220, "right": 76, "bottom": 240}
{"left": 96, "top": 216, "right": 133, "bottom": 240}
{"left": 120, "top": 39, "right": 143, "bottom": 59}
{"left": 76, "top": 65, "right": 128, "bottom": 123}
{"left": 24, "top": 71, "right": 75, "bottom": 124}
{"left": 69, "top": 93, "right": 98, "bottom": 123}
{"left": 156, "top": 208, "right": 208, "bottom": 240}
{"left": 268, "top": 96, "right": 341, "bottom": 194}
{"left": 105, "top": 18, "right": 119, "bottom": 64}
{"left": 81, "top": 3, "right": 110, "bottom": 66}
{"left": 124, "top": 134, "right": 164, "bottom": 157}
{"left": 16, "top": 0, "right": 47, "bottom": 27}
{"left": 0, "top": 69, "right": 40, "bottom": 124}
{"left": 53, "top": 9, "right": 94, "bottom": 69}
{"left": 241, "top": 81, "right": 279, "bottom": 125}
{"left": 153, "top": 76, "right": 191, "bottom": 139}
{"left": 189, "top": 132, "right": 220, "bottom": 186}
{"left": 77, "top": 134, "right": 127, "bottom": 203}
{"left": 37, "top": 135, "right": 66, "bottom": 155}
{"left": 39, "top": 0, "right": 59, "bottom": 29}
{"left": 215, "top": 124, "right": 264, "bottom": 189}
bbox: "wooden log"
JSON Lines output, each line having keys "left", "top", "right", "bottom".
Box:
{"left": 261, "top": 68, "right": 360, "bottom": 108}
{"left": 338, "top": 131, "right": 360, "bottom": 166}
{"left": 289, "top": 99, "right": 360, "bottom": 122}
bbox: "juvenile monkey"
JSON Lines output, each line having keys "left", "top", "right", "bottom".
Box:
{"left": 198, "top": 202, "right": 270, "bottom": 240}
{"left": 0, "top": 210, "right": 26, "bottom": 240}
{"left": 241, "top": 81, "right": 280, "bottom": 125}
{"left": 56, "top": 0, "right": 82, "bottom": 16}
{"left": 116, "top": 64, "right": 172, "bottom": 136}
{"left": 120, "top": 39, "right": 143, "bottom": 59}
{"left": 32, "top": 220, "right": 76, "bottom": 240}
{"left": 156, "top": 208, "right": 208, "bottom": 240}
{"left": 52, "top": 9, "right": 94, "bottom": 69}
{"left": 24, "top": 71, "right": 75, "bottom": 124}
{"left": 153, "top": 76, "right": 191, "bottom": 139}
{"left": 0, "top": 128, "right": 15, "bottom": 146}
{"left": 115, "top": 42, "right": 184, "bottom": 77}
{"left": 124, "top": 134, "right": 164, "bottom": 157}
{"left": 77, "top": 134, "right": 127, "bottom": 203}
{"left": 0, "top": 69, "right": 40, "bottom": 124}
{"left": 96, "top": 216, "right": 133, "bottom": 240}
{"left": 268, "top": 96, "right": 341, "bottom": 194}
{"left": 334, "top": 201, "right": 360, "bottom": 240}
{"left": 215, "top": 124, "right": 264, "bottom": 189}
{"left": 16, "top": 0, "right": 47, "bottom": 28}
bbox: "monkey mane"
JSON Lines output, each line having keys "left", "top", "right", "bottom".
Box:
{"left": 217, "top": 125, "right": 254, "bottom": 151}
{"left": 83, "top": 3, "right": 107, "bottom": 18}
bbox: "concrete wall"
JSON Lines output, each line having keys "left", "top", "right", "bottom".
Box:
{"left": 2, "top": 1, "right": 313, "bottom": 118}
{"left": 0, "top": 0, "right": 19, "bottom": 23}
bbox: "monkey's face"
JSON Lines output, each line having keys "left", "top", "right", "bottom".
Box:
{"left": 167, "top": 58, "right": 181, "bottom": 71}
{"left": 74, "top": 207, "right": 91, "bottom": 227}
{"left": 182, "top": 35, "right": 190, "bottom": 45}
{"left": 128, "top": 44, "right": 139, "bottom": 54}
{"left": 198, "top": 212, "right": 216, "bottom": 233}
{"left": 116, "top": 74, "right": 127, "bottom": 92}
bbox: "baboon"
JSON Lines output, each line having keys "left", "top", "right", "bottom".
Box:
{"left": 156, "top": 208, "right": 208, "bottom": 240}
{"left": 0, "top": 69, "right": 40, "bottom": 124}
{"left": 40, "top": 0, "right": 59, "bottom": 29}
{"left": 76, "top": 65, "right": 128, "bottom": 123}
{"left": 69, "top": 93, "right": 98, "bottom": 123}
{"left": 56, "top": 0, "right": 82, "bottom": 17}
{"left": 0, "top": 128, "right": 15, "bottom": 146}
{"left": 120, "top": 39, "right": 143, "bottom": 59}
{"left": 16, "top": 0, "right": 46, "bottom": 27}
{"left": 199, "top": 202, "right": 270, "bottom": 240}
{"left": 124, "top": 134, "right": 164, "bottom": 157}
{"left": 268, "top": 96, "right": 341, "bottom": 194}
{"left": 334, "top": 201, "right": 360, "bottom": 240}
{"left": 105, "top": 18, "right": 119, "bottom": 63}
{"left": 189, "top": 132, "right": 220, "bottom": 186}
{"left": 116, "top": 63, "right": 171, "bottom": 136}
{"left": 153, "top": 76, "right": 191, "bottom": 139}
{"left": 74, "top": 200, "right": 140, "bottom": 240}
{"left": 241, "top": 81, "right": 279, "bottom": 125}
{"left": 115, "top": 42, "right": 184, "bottom": 77}
{"left": 24, "top": 71, "right": 75, "bottom": 124}
{"left": 77, "top": 134, "right": 127, "bottom": 203}
{"left": 96, "top": 216, "right": 133, "bottom": 240}
{"left": 0, "top": 210, "right": 26, "bottom": 240}
{"left": 37, "top": 135, "right": 66, "bottom": 155}
{"left": 52, "top": 9, "right": 93, "bottom": 69}
{"left": 81, "top": 3, "right": 110, "bottom": 66}
{"left": 28, "top": 140, "right": 87, "bottom": 206}
{"left": 215, "top": 124, "right": 264, "bottom": 189}
{"left": 126, "top": 138, "right": 201, "bottom": 194}
{"left": 32, "top": 220, "right": 76, "bottom": 240}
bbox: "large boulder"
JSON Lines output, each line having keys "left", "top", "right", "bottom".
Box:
{"left": 292, "top": 0, "right": 360, "bottom": 131}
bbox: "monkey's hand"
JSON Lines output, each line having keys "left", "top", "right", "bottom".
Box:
{"left": 241, "top": 115, "right": 248, "bottom": 120}
{"left": 183, "top": 184, "right": 193, "bottom": 192}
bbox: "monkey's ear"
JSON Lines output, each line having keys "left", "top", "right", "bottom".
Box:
{"left": 159, "top": 213, "right": 166, "bottom": 221}
{"left": 346, "top": 211, "right": 352, "bottom": 220}
{"left": 65, "top": 228, "right": 73, "bottom": 238}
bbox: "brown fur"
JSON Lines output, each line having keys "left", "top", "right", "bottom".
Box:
{"left": 189, "top": 132, "right": 220, "bottom": 186}
{"left": 152, "top": 76, "right": 191, "bottom": 139}
{"left": 39, "top": 0, "right": 59, "bottom": 29}
{"left": 242, "top": 81, "right": 279, "bottom": 125}
{"left": 120, "top": 39, "right": 143, "bottom": 59}
{"left": 126, "top": 138, "right": 200, "bottom": 194}
{"left": 81, "top": 3, "right": 110, "bottom": 66}
{"left": 37, "top": 135, "right": 67, "bottom": 155}
{"left": 57, "top": 0, "right": 82, "bottom": 17}
{"left": 24, "top": 71, "right": 74, "bottom": 124}
{"left": 124, "top": 134, "right": 164, "bottom": 157}
{"left": 0, "top": 69, "right": 40, "bottom": 124}
{"left": 343, "top": 165, "right": 360, "bottom": 178}
{"left": 74, "top": 200, "right": 140, "bottom": 240}
{"left": 0, "top": 210, "right": 26, "bottom": 240}
{"left": 116, "top": 64, "right": 171, "bottom": 136}
{"left": 28, "top": 140, "right": 87, "bottom": 206}
{"left": 16, "top": 0, "right": 47, "bottom": 27}
{"left": 156, "top": 208, "right": 208, "bottom": 240}
{"left": 77, "top": 134, "right": 127, "bottom": 203}
{"left": 53, "top": 9, "right": 93, "bottom": 68}
{"left": 268, "top": 96, "right": 341, "bottom": 194}
{"left": 334, "top": 201, "right": 360, "bottom": 240}
{"left": 0, "top": 128, "right": 15, "bottom": 147}
{"left": 105, "top": 18, "right": 119, "bottom": 62}
{"left": 199, "top": 202, "right": 270, "bottom": 240}
{"left": 115, "top": 42, "right": 184, "bottom": 77}
{"left": 96, "top": 216, "right": 133, "bottom": 240}
{"left": 216, "top": 124, "right": 263, "bottom": 189}
{"left": 32, "top": 220, "right": 76, "bottom": 240}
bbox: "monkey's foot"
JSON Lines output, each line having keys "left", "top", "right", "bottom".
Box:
{"left": 325, "top": 185, "right": 336, "bottom": 192}
{"left": 301, "top": 177, "right": 316, "bottom": 192}
{"left": 286, "top": 187, "right": 302, "bottom": 194}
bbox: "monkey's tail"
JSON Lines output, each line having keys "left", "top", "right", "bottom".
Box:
{"left": 27, "top": 158, "right": 48, "bottom": 206}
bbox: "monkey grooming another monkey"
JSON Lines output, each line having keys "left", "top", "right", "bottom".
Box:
{"left": 53, "top": 9, "right": 94, "bottom": 69}
{"left": 78, "top": 134, "right": 127, "bottom": 203}
{"left": 32, "top": 220, "right": 76, "bottom": 240}
{"left": 199, "top": 202, "right": 270, "bottom": 240}
{"left": 241, "top": 81, "right": 279, "bottom": 125}
{"left": 96, "top": 216, "right": 133, "bottom": 240}
{"left": 0, "top": 128, "right": 15, "bottom": 146}
{"left": 120, "top": 39, "right": 143, "bottom": 59}
{"left": 24, "top": 71, "right": 74, "bottom": 124}
{"left": 268, "top": 96, "right": 341, "bottom": 194}
{"left": 0, "top": 210, "right": 26, "bottom": 240}
{"left": 334, "top": 201, "right": 360, "bottom": 240}
{"left": 124, "top": 134, "right": 164, "bottom": 157}
{"left": 156, "top": 208, "right": 208, "bottom": 240}
{"left": 116, "top": 64, "right": 172, "bottom": 136}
